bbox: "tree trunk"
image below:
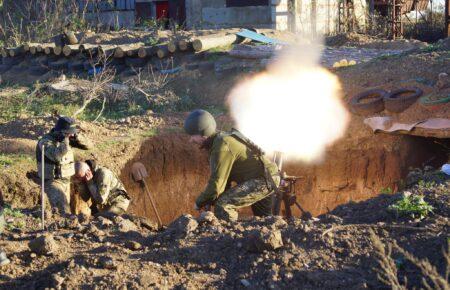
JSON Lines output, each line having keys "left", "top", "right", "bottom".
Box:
{"left": 98, "top": 45, "right": 118, "bottom": 58}
{"left": 0, "top": 48, "right": 7, "bottom": 58}
{"left": 138, "top": 46, "right": 158, "bottom": 58}
{"left": 9, "top": 46, "right": 25, "bottom": 57}
{"left": 64, "top": 30, "right": 79, "bottom": 45}
{"left": 192, "top": 34, "right": 238, "bottom": 52}
{"left": 63, "top": 44, "right": 81, "bottom": 56}
{"left": 178, "top": 39, "right": 192, "bottom": 51}
{"left": 114, "top": 43, "right": 144, "bottom": 58}
{"left": 157, "top": 45, "right": 170, "bottom": 59}
{"left": 53, "top": 46, "right": 63, "bottom": 56}
{"left": 23, "top": 43, "right": 39, "bottom": 52}
{"left": 168, "top": 41, "right": 177, "bottom": 53}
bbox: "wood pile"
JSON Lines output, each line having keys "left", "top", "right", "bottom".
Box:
{"left": 0, "top": 30, "right": 277, "bottom": 74}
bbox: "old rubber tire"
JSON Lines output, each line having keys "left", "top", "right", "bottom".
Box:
{"left": 350, "top": 88, "right": 386, "bottom": 116}
{"left": 384, "top": 87, "right": 423, "bottom": 113}
{"left": 419, "top": 94, "right": 450, "bottom": 105}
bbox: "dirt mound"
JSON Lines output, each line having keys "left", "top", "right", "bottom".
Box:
{"left": 0, "top": 170, "right": 448, "bottom": 289}
{"left": 326, "top": 33, "right": 428, "bottom": 50}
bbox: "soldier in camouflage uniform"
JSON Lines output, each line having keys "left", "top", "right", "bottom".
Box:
{"left": 36, "top": 116, "right": 92, "bottom": 214}
{"left": 73, "top": 160, "right": 131, "bottom": 217}
{"left": 0, "top": 190, "right": 10, "bottom": 267}
{"left": 184, "top": 110, "right": 280, "bottom": 222}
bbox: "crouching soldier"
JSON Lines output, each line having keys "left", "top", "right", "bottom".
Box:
{"left": 73, "top": 161, "right": 131, "bottom": 217}
{"left": 184, "top": 109, "right": 280, "bottom": 222}
{"left": 36, "top": 116, "right": 92, "bottom": 214}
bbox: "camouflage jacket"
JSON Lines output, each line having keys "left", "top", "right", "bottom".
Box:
{"left": 196, "top": 132, "right": 279, "bottom": 208}
{"left": 36, "top": 131, "right": 92, "bottom": 180}
{"left": 73, "top": 165, "right": 129, "bottom": 209}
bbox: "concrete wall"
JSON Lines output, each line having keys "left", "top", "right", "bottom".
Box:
{"left": 85, "top": 11, "right": 136, "bottom": 28}
{"left": 185, "top": 0, "right": 273, "bottom": 29}
{"left": 293, "top": 0, "right": 367, "bottom": 36}
{"left": 185, "top": 0, "right": 367, "bottom": 34}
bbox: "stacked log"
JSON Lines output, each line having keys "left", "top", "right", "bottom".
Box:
{"left": 64, "top": 31, "right": 79, "bottom": 45}
{"left": 80, "top": 44, "right": 99, "bottom": 57}
{"left": 53, "top": 46, "right": 63, "bottom": 56}
{"left": 1, "top": 48, "right": 8, "bottom": 58}
{"left": 44, "top": 44, "right": 57, "bottom": 55}
{"left": 138, "top": 46, "right": 158, "bottom": 58}
{"left": 9, "top": 46, "right": 25, "bottom": 57}
{"left": 114, "top": 43, "right": 144, "bottom": 58}
{"left": 98, "top": 45, "right": 118, "bottom": 58}
{"left": 178, "top": 39, "right": 192, "bottom": 51}
{"left": 192, "top": 34, "right": 238, "bottom": 52}
{"left": 23, "top": 43, "right": 39, "bottom": 52}
{"left": 167, "top": 41, "right": 177, "bottom": 53}
{"left": 156, "top": 45, "right": 170, "bottom": 59}
{"left": 63, "top": 44, "right": 80, "bottom": 56}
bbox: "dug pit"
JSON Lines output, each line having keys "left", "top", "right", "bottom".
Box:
{"left": 119, "top": 131, "right": 448, "bottom": 224}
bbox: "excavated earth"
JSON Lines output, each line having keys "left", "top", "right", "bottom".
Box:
{"left": 0, "top": 35, "right": 449, "bottom": 289}
{"left": 0, "top": 169, "right": 448, "bottom": 289}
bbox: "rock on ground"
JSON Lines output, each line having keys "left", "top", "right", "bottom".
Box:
{"left": 28, "top": 234, "right": 58, "bottom": 255}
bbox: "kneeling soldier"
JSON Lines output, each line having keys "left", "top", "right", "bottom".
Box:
{"left": 73, "top": 161, "right": 131, "bottom": 216}
{"left": 184, "top": 109, "right": 280, "bottom": 221}
{"left": 36, "top": 116, "right": 92, "bottom": 214}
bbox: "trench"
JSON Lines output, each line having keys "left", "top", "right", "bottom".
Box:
{"left": 119, "top": 132, "right": 448, "bottom": 225}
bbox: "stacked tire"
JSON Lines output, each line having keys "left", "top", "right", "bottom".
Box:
{"left": 350, "top": 87, "right": 423, "bottom": 116}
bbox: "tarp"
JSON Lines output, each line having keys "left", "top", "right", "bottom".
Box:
{"left": 364, "top": 116, "right": 450, "bottom": 133}
{"left": 236, "top": 29, "right": 287, "bottom": 45}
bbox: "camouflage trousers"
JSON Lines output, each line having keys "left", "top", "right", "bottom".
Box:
{"left": 214, "top": 176, "right": 280, "bottom": 222}
{"left": 45, "top": 178, "right": 71, "bottom": 214}
{"left": 97, "top": 194, "right": 130, "bottom": 217}
{"left": 0, "top": 209, "right": 5, "bottom": 234}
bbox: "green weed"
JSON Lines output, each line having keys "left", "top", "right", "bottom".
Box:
{"left": 388, "top": 193, "right": 433, "bottom": 220}
{"left": 140, "top": 128, "right": 159, "bottom": 138}
{"left": 3, "top": 205, "right": 25, "bottom": 230}
{"left": 380, "top": 187, "right": 393, "bottom": 194}
{"left": 417, "top": 180, "right": 437, "bottom": 191}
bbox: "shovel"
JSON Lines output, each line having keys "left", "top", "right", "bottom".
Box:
{"left": 131, "top": 162, "right": 163, "bottom": 228}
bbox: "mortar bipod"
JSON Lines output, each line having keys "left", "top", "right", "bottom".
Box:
{"left": 272, "top": 173, "right": 311, "bottom": 219}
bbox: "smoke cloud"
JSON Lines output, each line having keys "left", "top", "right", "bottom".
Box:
{"left": 227, "top": 41, "right": 350, "bottom": 163}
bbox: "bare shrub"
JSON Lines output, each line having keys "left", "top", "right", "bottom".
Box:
{"left": 403, "top": 7, "right": 446, "bottom": 42}
{"left": 73, "top": 57, "right": 116, "bottom": 120}
{"left": 0, "top": 0, "right": 92, "bottom": 46}
{"left": 370, "top": 230, "right": 450, "bottom": 290}
{"left": 370, "top": 230, "right": 407, "bottom": 289}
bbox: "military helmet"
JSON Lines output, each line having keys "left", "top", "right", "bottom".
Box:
{"left": 53, "top": 116, "right": 77, "bottom": 134}
{"left": 184, "top": 110, "right": 217, "bottom": 137}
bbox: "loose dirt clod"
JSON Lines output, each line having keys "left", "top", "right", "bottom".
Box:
{"left": 28, "top": 234, "right": 58, "bottom": 255}
{"left": 246, "top": 227, "right": 284, "bottom": 252}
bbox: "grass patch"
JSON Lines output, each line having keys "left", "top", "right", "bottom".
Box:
{"left": 96, "top": 140, "right": 121, "bottom": 151}
{"left": 0, "top": 154, "right": 33, "bottom": 169}
{"left": 140, "top": 128, "right": 159, "bottom": 138}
